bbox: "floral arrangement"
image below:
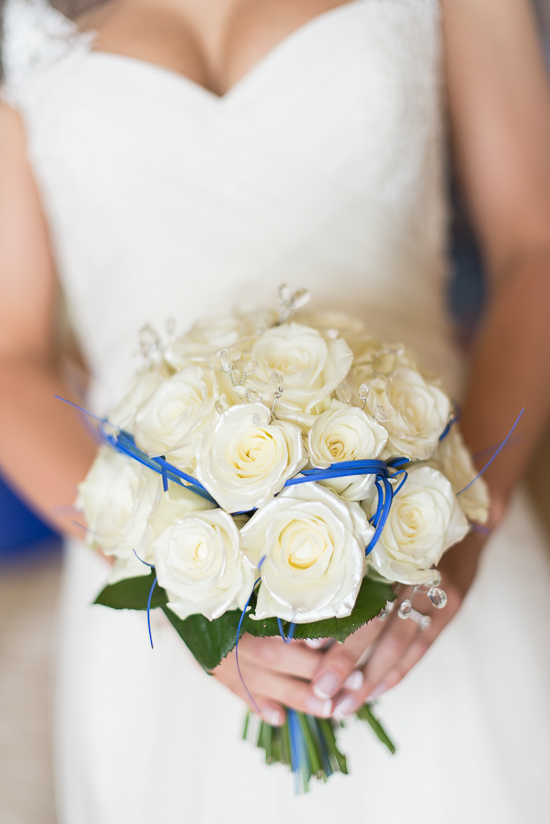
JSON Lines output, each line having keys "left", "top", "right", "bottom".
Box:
{"left": 77, "top": 286, "right": 489, "bottom": 792}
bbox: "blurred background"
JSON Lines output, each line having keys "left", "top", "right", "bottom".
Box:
{"left": 1, "top": 2, "right": 549, "bottom": 822}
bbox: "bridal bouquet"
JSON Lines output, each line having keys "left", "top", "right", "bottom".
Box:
{"left": 77, "top": 286, "right": 489, "bottom": 792}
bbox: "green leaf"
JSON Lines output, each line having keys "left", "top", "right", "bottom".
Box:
{"left": 95, "top": 570, "right": 394, "bottom": 671}
{"left": 94, "top": 571, "right": 168, "bottom": 610}
{"left": 356, "top": 703, "right": 397, "bottom": 754}
{"left": 161, "top": 605, "right": 244, "bottom": 672}
{"left": 244, "top": 576, "right": 395, "bottom": 644}
{"left": 161, "top": 576, "right": 394, "bottom": 671}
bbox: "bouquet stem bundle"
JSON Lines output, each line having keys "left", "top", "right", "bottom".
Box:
{"left": 244, "top": 704, "right": 395, "bottom": 793}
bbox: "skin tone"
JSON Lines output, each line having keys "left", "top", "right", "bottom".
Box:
{"left": 1, "top": 0, "right": 550, "bottom": 727}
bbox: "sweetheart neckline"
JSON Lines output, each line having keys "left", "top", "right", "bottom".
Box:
{"left": 81, "top": 0, "right": 367, "bottom": 102}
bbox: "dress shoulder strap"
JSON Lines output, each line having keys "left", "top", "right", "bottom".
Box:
{"left": 1, "top": 0, "right": 95, "bottom": 107}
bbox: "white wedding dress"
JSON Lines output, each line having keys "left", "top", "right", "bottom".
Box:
{"left": 3, "top": 1, "right": 550, "bottom": 821}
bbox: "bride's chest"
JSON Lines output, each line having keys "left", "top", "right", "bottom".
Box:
{"left": 24, "top": 0, "right": 444, "bottom": 214}
{"left": 80, "top": 0, "right": 358, "bottom": 98}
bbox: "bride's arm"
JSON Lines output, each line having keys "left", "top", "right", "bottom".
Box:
{"left": 0, "top": 103, "right": 97, "bottom": 537}
{"left": 307, "top": 0, "right": 550, "bottom": 716}
{"left": 0, "top": 100, "right": 328, "bottom": 724}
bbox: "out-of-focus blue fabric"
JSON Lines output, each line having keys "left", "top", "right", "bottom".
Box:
{"left": 0, "top": 470, "right": 59, "bottom": 559}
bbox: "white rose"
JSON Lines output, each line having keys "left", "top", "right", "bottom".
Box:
{"left": 146, "top": 481, "right": 217, "bottom": 539}
{"left": 109, "top": 456, "right": 216, "bottom": 584}
{"left": 362, "top": 367, "right": 451, "bottom": 460}
{"left": 165, "top": 316, "right": 252, "bottom": 369}
{"left": 352, "top": 339, "right": 417, "bottom": 376}
{"left": 307, "top": 402, "right": 388, "bottom": 501}
{"left": 76, "top": 446, "right": 160, "bottom": 564}
{"left": 108, "top": 362, "right": 172, "bottom": 431}
{"left": 133, "top": 365, "right": 219, "bottom": 469}
{"left": 241, "top": 484, "right": 374, "bottom": 623}
{"left": 154, "top": 509, "right": 255, "bottom": 621}
{"left": 430, "top": 427, "right": 490, "bottom": 525}
{"left": 195, "top": 403, "right": 306, "bottom": 512}
{"left": 365, "top": 466, "right": 469, "bottom": 585}
{"left": 292, "top": 310, "right": 365, "bottom": 338}
{"left": 247, "top": 322, "right": 353, "bottom": 424}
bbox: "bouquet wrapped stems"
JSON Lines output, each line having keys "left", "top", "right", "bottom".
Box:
{"left": 243, "top": 703, "right": 396, "bottom": 794}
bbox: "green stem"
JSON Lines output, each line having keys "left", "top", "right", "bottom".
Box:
{"left": 356, "top": 703, "right": 396, "bottom": 754}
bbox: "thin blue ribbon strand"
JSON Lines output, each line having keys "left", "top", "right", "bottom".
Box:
{"left": 438, "top": 413, "right": 460, "bottom": 442}
{"left": 287, "top": 708, "right": 308, "bottom": 794}
{"left": 457, "top": 408, "right": 524, "bottom": 496}
{"left": 234, "top": 554, "right": 266, "bottom": 716}
{"left": 277, "top": 619, "right": 296, "bottom": 643}
{"left": 132, "top": 549, "right": 156, "bottom": 649}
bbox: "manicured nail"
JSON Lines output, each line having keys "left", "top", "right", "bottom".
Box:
{"left": 305, "top": 695, "right": 333, "bottom": 717}
{"left": 367, "top": 681, "right": 388, "bottom": 701}
{"left": 313, "top": 671, "right": 341, "bottom": 699}
{"left": 332, "top": 693, "right": 358, "bottom": 721}
{"left": 262, "top": 706, "right": 285, "bottom": 726}
{"left": 343, "top": 670, "right": 364, "bottom": 692}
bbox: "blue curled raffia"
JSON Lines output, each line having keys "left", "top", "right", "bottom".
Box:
{"left": 101, "top": 426, "right": 217, "bottom": 504}
{"left": 131, "top": 549, "right": 157, "bottom": 650}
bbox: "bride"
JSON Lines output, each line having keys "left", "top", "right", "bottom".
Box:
{"left": 1, "top": 0, "right": 550, "bottom": 821}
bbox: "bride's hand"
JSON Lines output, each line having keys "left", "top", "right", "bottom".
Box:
{"left": 212, "top": 635, "right": 333, "bottom": 726}
{"left": 306, "top": 532, "right": 486, "bottom": 720}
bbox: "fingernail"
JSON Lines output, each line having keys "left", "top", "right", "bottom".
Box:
{"left": 313, "top": 671, "right": 341, "bottom": 699}
{"left": 343, "top": 670, "right": 364, "bottom": 692}
{"left": 262, "top": 706, "right": 285, "bottom": 726}
{"left": 367, "top": 681, "right": 388, "bottom": 701}
{"left": 305, "top": 695, "right": 333, "bottom": 717}
{"left": 304, "top": 638, "right": 326, "bottom": 649}
{"left": 332, "top": 693, "right": 358, "bottom": 721}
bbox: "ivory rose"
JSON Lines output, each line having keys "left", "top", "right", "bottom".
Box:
{"left": 108, "top": 361, "right": 171, "bottom": 431}
{"left": 365, "top": 466, "right": 469, "bottom": 585}
{"left": 429, "top": 427, "right": 490, "bottom": 525}
{"left": 133, "top": 365, "right": 219, "bottom": 469}
{"left": 307, "top": 402, "right": 388, "bottom": 500}
{"left": 362, "top": 367, "right": 451, "bottom": 461}
{"left": 240, "top": 484, "right": 373, "bottom": 623}
{"left": 247, "top": 322, "right": 353, "bottom": 423}
{"left": 195, "top": 402, "right": 306, "bottom": 512}
{"left": 76, "top": 446, "right": 160, "bottom": 565}
{"left": 164, "top": 309, "right": 275, "bottom": 369}
{"left": 154, "top": 508, "right": 254, "bottom": 621}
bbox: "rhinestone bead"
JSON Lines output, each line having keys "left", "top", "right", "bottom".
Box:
{"left": 428, "top": 587, "right": 448, "bottom": 609}
{"left": 398, "top": 600, "right": 412, "bottom": 619}
{"left": 417, "top": 615, "right": 432, "bottom": 632}
{"left": 335, "top": 383, "right": 352, "bottom": 403}
{"left": 427, "top": 570, "right": 441, "bottom": 587}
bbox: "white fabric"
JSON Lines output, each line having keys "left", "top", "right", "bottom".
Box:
{"left": 2, "top": 0, "right": 550, "bottom": 821}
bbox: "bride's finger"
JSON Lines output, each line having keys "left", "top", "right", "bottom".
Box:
{"left": 309, "top": 615, "right": 387, "bottom": 700}
{"left": 237, "top": 635, "right": 324, "bottom": 680}
{"left": 363, "top": 586, "right": 463, "bottom": 699}
{"left": 367, "top": 633, "right": 433, "bottom": 697}
{"left": 243, "top": 667, "right": 334, "bottom": 718}
{"left": 215, "top": 652, "right": 334, "bottom": 719}
{"left": 358, "top": 609, "right": 421, "bottom": 699}
{"left": 332, "top": 608, "right": 451, "bottom": 718}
